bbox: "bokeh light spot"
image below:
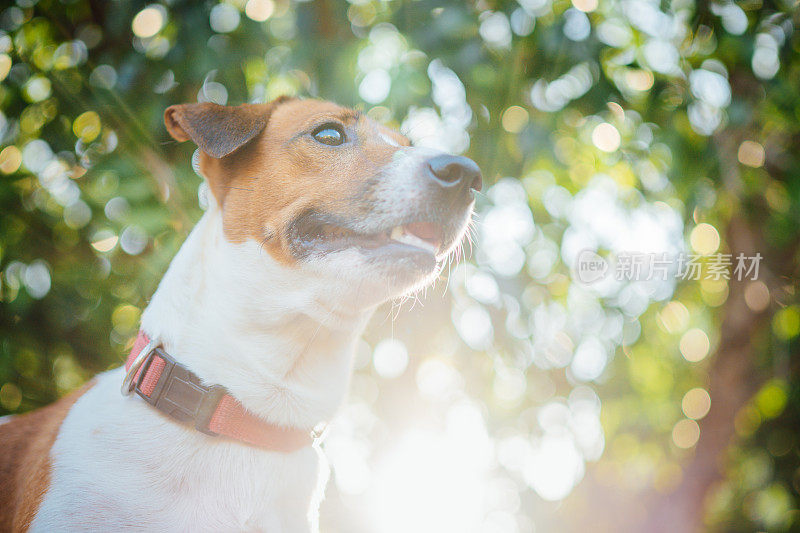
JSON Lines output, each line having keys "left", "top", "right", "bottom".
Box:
{"left": 571, "top": 0, "right": 598, "bottom": 13}
{"left": 0, "top": 146, "right": 22, "bottom": 174}
{"left": 680, "top": 328, "right": 710, "bottom": 362}
{"left": 91, "top": 232, "right": 118, "bottom": 252}
{"left": 210, "top": 3, "right": 241, "bottom": 33}
{"left": 53, "top": 355, "right": 83, "bottom": 393}
{"left": 24, "top": 260, "right": 51, "bottom": 299}
{"left": 570, "top": 338, "right": 608, "bottom": 381}
{"left": 738, "top": 140, "right": 765, "bottom": 168}
{"left": 73, "top": 111, "right": 102, "bottom": 143}
{"left": 120, "top": 226, "right": 148, "bottom": 255}
{"left": 359, "top": 69, "right": 391, "bottom": 104}
{"left": 700, "top": 279, "right": 729, "bottom": 307}
{"left": 373, "top": 339, "right": 409, "bottom": 379}
{"left": 658, "top": 301, "right": 689, "bottom": 333}
{"left": 625, "top": 69, "right": 654, "bottom": 91}
{"left": 744, "top": 281, "right": 770, "bottom": 312}
{"left": 0, "top": 54, "right": 11, "bottom": 82}
{"left": 563, "top": 9, "right": 591, "bottom": 41}
{"left": 112, "top": 304, "right": 141, "bottom": 336}
{"left": 456, "top": 304, "right": 494, "bottom": 349}
{"left": 479, "top": 12, "right": 512, "bottom": 49}
{"left": 591, "top": 122, "right": 621, "bottom": 152}
{"left": 682, "top": 388, "right": 711, "bottom": 419}
{"left": 773, "top": 307, "right": 800, "bottom": 340}
{"left": 23, "top": 76, "right": 51, "bottom": 102}
{"left": 690, "top": 223, "right": 720, "bottom": 255}
{"left": 245, "top": 0, "right": 274, "bottom": 21}
{"left": 672, "top": 419, "right": 700, "bottom": 448}
{"left": 132, "top": 5, "right": 165, "bottom": 38}
{"left": 0, "top": 383, "right": 22, "bottom": 411}
{"left": 755, "top": 380, "right": 788, "bottom": 419}
{"left": 501, "top": 105, "right": 529, "bottom": 133}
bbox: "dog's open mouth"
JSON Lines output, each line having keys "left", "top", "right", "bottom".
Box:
{"left": 290, "top": 213, "right": 446, "bottom": 261}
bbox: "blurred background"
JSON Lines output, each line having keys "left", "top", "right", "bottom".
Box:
{"left": 0, "top": 0, "right": 798, "bottom": 531}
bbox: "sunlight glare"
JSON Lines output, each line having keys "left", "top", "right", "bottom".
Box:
{"left": 523, "top": 434, "right": 585, "bottom": 501}
{"left": 369, "top": 404, "right": 493, "bottom": 533}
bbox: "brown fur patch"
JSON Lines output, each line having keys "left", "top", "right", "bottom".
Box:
{"left": 167, "top": 98, "right": 410, "bottom": 263}
{"left": 0, "top": 383, "right": 93, "bottom": 532}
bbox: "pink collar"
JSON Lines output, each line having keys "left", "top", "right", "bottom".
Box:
{"left": 123, "top": 331, "right": 315, "bottom": 452}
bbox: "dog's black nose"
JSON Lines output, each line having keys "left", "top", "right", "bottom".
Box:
{"left": 427, "top": 155, "right": 482, "bottom": 192}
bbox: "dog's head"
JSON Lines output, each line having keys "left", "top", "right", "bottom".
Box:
{"left": 164, "top": 97, "right": 480, "bottom": 308}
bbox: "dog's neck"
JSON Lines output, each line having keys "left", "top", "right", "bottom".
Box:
{"left": 139, "top": 204, "right": 372, "bottom": 431}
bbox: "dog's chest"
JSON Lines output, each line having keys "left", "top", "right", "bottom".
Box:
{"left": 31, "top": 370, "right": 323, "bottom": 532}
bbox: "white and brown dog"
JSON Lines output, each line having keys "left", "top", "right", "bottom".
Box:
{"left": 0, "top": 97, "right": 481, "bottom": 532}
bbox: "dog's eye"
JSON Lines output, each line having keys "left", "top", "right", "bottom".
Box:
{"left": 312, "top": 125, "right": 346, "bottom": 146}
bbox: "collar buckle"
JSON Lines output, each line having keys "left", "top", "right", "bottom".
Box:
{"left": 132, "top": 347, "right": 226, "bottom": 435}
{"left": 121, "top": 339, "right": 158, "bottom": 396}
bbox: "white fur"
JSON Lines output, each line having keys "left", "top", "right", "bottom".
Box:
{"left": 33, "top": 205, "right": 372, "bottom": 532}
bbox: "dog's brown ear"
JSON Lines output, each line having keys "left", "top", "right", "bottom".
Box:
{"left": 164, "top": 103, "right": 268, "bottom": 159}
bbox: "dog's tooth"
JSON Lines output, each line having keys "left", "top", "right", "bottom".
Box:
{"left": 418, "top": 239, "right": 436, "bottom": 253}
{"left": 390, "top": 226, "right": 404, "bottom": 241}
{"left": 393, "top": 232, "right": 437, "bottom": 254}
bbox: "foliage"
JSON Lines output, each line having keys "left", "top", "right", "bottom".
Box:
{"left": 0, "top": 0, "right": 798, "bottom": 531}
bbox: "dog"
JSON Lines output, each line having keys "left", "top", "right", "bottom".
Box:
{"left": 0, "top": 96, "right": 481, "bottom": 532}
